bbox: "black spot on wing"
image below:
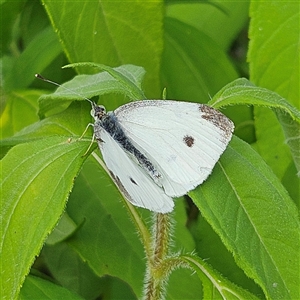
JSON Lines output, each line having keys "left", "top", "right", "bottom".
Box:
{"left": 130, "top": 177, "right": 138, "bottom": 185}
{"left": 183, "top": 135, "right": 195, "bottom": 147}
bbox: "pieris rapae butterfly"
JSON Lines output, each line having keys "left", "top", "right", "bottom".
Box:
{"left": 35, "top": 74, "right": 234, "bottom": 214}
{"left": 90, "top": 100, "right": 234, "bottom": 213}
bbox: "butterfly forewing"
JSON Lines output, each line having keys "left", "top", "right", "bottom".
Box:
{"left": 114, "top": 100, "right": 234, "bottom": 197}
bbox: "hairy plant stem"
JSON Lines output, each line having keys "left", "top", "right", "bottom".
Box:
{"left": 143, "top": 213, "right": 172, "bottom": 300}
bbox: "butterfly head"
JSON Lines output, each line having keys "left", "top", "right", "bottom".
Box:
{"left": 91, "top": 102, "right": 107, "bottom": 121}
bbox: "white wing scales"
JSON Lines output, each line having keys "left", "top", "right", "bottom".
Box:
{"left": 97, "top": 128, "right": 174, "bottom": 213}
{"left": 114, "top": 100, "right": 234, "bottom": 197}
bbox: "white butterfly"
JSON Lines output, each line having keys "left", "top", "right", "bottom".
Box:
{"left": 91, "top": 100, "right": 234, "bottom": 214}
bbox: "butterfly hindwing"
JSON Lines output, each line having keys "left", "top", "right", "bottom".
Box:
{"left": 96, "top": 128, "right": 174, "bottom": 213}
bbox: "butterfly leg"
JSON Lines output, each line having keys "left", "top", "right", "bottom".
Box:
{"left": 77, "top": 123, "right": 95, "bottom": 156}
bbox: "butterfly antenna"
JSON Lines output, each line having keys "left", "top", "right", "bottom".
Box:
{"left": 35, "top": 73, "right": 94, "bottom": 105}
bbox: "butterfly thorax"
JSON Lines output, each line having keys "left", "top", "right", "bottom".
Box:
{"left": 93, "top": 106, "right": 162, "bottom": 183}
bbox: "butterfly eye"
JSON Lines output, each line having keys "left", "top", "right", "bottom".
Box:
{"left": 93, "top": 105, "right": 106, "bottom": 119}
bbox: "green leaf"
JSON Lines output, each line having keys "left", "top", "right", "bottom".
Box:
{"left": 191, "top": 216, "right": 262, "bottom": 296}
{"left": 42, "top": 241, "right": 137, "bottom": 299}
{"left": 0, "top": 101, "right": 93, "bottom": 147}
{"left": 0, "top": 137, "right": 91, "bottom": 300}
{"left": 182, "top": 254, "right": 260, "bottom": 300}
{"left": 19, "top": 275, "right": 84, "bottom": 300}
{"left": 38, "top": 64, "right": 146, "bottom": 116}
{"left": 162, "top": 17, "right": 238, "bottom": 102}
{"left": 210, "top": 78, "right": 300, "bottom": 178}
{"left": 4, "top": 26, "right": 62, "bottom": 91}
{"left": 276, "top": 112, "right": 300, "bottom": 175}
{"left": 45, "top": 213, "right": 78, "bottom": 245}
{"left": 166, "top": 1, "right": 249, "bottom": 50}
{"left": 190, "top": 136, "right": 300, "bottom": 299}
{"left": 166, "top": 267, "right": 202, "bottom": 299}
{"left": 0, "top": 90, "right": 41, "bottom": 139}
{"left": 42, "top": 0, "right": 164, "bottom": 97}
{"left": 210, "top": 78, "right": 300, "bottom": 122}
{"left": 0, "top": 0, "right": 25, "bottom": 55}
{"left": 65, "top": 62, "right": 146, "bottom": 99}
{"left": 249, "top": 3, "right": 299, "bottom": 105}
{"left": 43, "top": 243, "right": 107, "bottom": 299}
{"left": 248, "top": 1, "right": 299, "bottom": 180}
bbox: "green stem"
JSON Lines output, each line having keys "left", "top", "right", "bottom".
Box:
{"left": 143, "top": 213, "right": 172, "bottom": 300}
{"left": 153, "top": 213, "right": 171, "bottom": 264}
